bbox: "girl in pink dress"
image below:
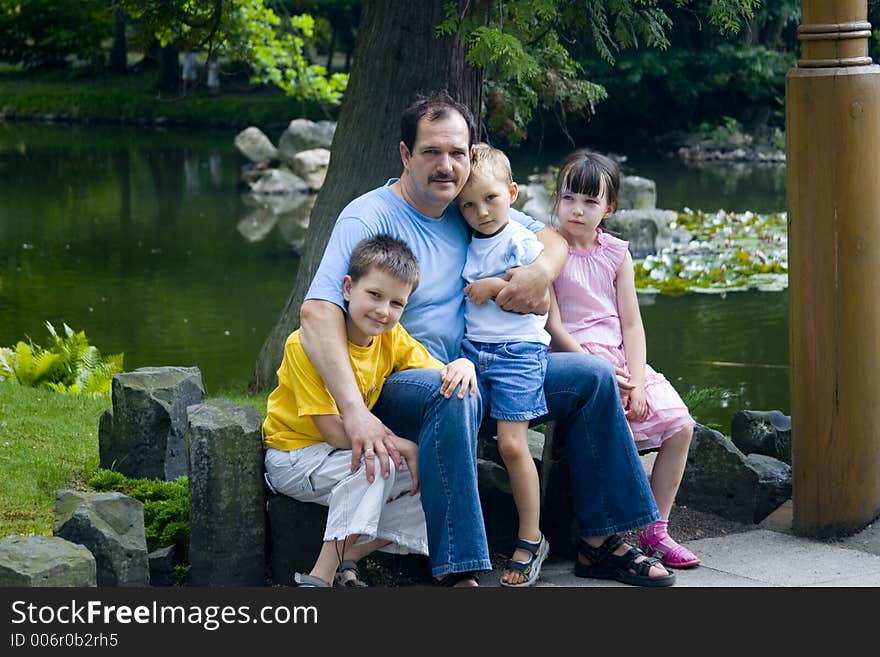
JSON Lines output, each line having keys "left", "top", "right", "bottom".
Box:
{"left": 546, "top": 150, "right": 699, "bottom": 568}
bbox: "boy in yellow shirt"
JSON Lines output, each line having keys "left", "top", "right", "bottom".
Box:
{"left": 263, "top": 234, "right": 477, "bottom": 587}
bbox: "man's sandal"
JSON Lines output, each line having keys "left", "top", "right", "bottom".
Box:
{"left": 334, "top": 560, "right": 369, "bottom": 587}
{"left": 574, "top": 534, "right": 675, "bottom": 587}
{"left": 436, "top": 571, "right": 480, "bottom": 587}
{"left": 293, "top": 572, "right": 330, "bottom": 587}
{"left": 500, "top": 534, "right": 550, "bottom": 588}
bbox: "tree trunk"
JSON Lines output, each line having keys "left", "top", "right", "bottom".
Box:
{"left": 251, "top": 0, "right": 486, "bottom": 391}
{"left": 156, "top": 44, "right": 180, "bottom": 95}
{"left": 109, "top": 6, "right": 128, "bottom": 74}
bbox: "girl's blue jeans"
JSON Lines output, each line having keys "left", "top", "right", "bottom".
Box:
{"left": 371, "top": 351, "right": 659, "bottom": 577}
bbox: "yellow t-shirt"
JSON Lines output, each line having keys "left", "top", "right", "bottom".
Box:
{"left": 262, "top": 323, "right": 444, "bottom": 451}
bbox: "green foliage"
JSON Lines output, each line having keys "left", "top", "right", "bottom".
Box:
{"left": 120, "top": 0, "right": 347, "bottom": 105}
{"left": 0, "top": 0, "right": 110, "bottom": 68}
{"left": 89, "top": 469, "right": 190, "bottom": 555}
{"left": 0, "top": 322, "right": 123, "bottom": 395}
{"left": 438, "top": 0, "right": 760, "bottom": 143}
{"left": 700, "top": 116, "right": 748, "bottom": 145}
{"left": 683, "top": 385, "right": 737, "bottom": 431}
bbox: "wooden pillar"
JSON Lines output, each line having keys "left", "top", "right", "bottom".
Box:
{"left": 788, "top": 0, "right": 880, "bottom": 536}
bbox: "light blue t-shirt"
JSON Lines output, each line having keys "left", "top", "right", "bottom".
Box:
{"left": 305, "top": 180, "right": 544, "bottom": 363}
{"left": 463, "top": 221, "right": 550, "bottom": 346}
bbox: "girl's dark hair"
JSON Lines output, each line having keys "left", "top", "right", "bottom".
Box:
{"left": 555, "top": 149, "right": 620, "bottom": 210}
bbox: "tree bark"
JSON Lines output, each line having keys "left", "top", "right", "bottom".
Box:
{"left": 109, "top": 6, "right": 128, "bottom": 74}
{"left": 251, "top": 0, "right": 486, "bottom": 391}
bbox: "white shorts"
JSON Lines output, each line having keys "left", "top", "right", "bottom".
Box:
{"left": 264, "top": 444, "right": 428, "bottom": 555}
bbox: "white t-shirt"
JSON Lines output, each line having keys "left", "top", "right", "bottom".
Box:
{"left": 462, "top": 220, "right": 550, "bottom": 345}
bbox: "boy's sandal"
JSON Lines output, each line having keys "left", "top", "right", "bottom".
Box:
{"left": 574, "top": 534, "right": 675, "bottom": 588}
{"left": 334, "top": 560, "right": 369, "bottom": 588}
{"left": 436, "top": 571, "right": 481, "bottom": 587}
{"left": 293, "top": 572, "right": 331, "bottom": 587}
{"left": 500, "top": 534, "right": 550, "bottom": 588}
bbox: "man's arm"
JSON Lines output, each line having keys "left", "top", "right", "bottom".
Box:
{"left": 299, "top": 299, "right": 400, "bottom": 481}
{"left": 495, "top": 226, "right": 567, "bottom": 314}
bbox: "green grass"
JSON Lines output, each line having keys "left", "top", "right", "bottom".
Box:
{"left": 0, "top": 381, "right": 268, "bottom": 539}
{"left": 0, "top": 68, "right": 335, "bottom": 132}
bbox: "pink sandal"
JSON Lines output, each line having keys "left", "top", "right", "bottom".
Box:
{"left": 639, "top": 532, "right": 700, "bottom": 568}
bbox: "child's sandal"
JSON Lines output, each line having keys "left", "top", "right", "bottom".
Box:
{"left": 574, "top": 534, "right": 675, "bottom": 587}
{"left": 334, "top": 560, "right": 369, "bottom": 587}
{"left": 500, "top": 534, "right": 550, "bottom": 588}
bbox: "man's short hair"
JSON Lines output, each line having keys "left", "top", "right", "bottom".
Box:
{"left": 400, "top": 91, "right": 477, "bottom": 152}
{"left": 467, "top": 142, "right": 513, "bottom": 185}
{"left": 348, "top": 234, "right": 420, "bottom": 292}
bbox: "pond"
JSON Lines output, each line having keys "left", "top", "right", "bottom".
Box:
{"left": 0, "top": 123, "right": 788, "bottom": 431}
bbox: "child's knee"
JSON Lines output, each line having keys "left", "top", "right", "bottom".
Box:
{"left": 496, "top": 430, "right": 529, "bottom": 462}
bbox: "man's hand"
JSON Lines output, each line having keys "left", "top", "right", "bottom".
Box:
{"left": 439, "top": 358, "right": 479, "bottom": 399}
{"left": 343, "top": 405, "right": 401, "bottom": 483}
{"left": 464, "top": 277, "right": 506, "bottom": 305}
{"left": 389, "top": 436, "right": 420, "bottom": 495}
{"left": 495, "top": 265, "right": 551, "bottom": 314}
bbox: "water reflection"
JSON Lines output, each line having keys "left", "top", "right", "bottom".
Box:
{"left": 0, "top": 123, "right": 788, "bottom": 428}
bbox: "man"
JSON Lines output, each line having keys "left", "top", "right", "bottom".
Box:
{"left": 298, "top": 92, "right": 672, "bottom": 587}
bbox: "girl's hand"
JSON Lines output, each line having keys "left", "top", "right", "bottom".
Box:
{"left": 389, "top": 436, "right": 419, "bottom": 494}
{"left": 439, "top": 358, "right": 478, "bottom": 399}
{"left": 625, "top": 385, "right": 648, "bottom": 421}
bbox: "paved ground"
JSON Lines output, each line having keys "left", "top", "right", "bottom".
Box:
{"left": 482, "top": 502, "right": 880, "bottom": 587}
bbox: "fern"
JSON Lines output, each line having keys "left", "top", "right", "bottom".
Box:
{"left": 0, "top": 322, "right": 124, "bottom": 395}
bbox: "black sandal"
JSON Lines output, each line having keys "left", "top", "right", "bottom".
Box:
{"left": 334, "top": 560, "right": 369, "bottom": 587}
{"left": 436, "top": 571, "right": 480, "bottom": 587}
{"left": 574, "top": 534, "right": 675, "bottom": 587}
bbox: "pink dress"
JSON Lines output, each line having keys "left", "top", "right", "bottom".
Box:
{"left": 552, "top": 229, "right": 694, "bottom": 451}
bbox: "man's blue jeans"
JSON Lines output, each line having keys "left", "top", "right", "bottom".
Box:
{"left": 371, "top": 352, "right": 658, "bottom": 577}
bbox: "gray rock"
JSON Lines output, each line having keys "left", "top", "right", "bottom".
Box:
{"left": 731, "top": 410, "right": 792, "bottom": 464}
{"left": 53, "top": 490, "right": 150, "bottom": 587}
{"left": 248, "top": 169, "right": 309, "bottom": 195}
{"left": 148, "top": 545, "right": 178, "bottom": 587}
{"left": 277, "top": 195, "right": 318, "bottom": 255}
{"left": 266, "top": 493, "right": 328, "bottom": 586}
{"left": 678, "top": 424, "right": 792, "bottom": 524}
{"left": 618, "top": 175, "right": 657, "bottom": 210}
{"left": 187, "top": 399, "right": 266, "bottom": 586}
{"left": 99, "top": 367, "right": 204, "bottom": 480}
{"left": 290, "top": 148, "right": 330, "bottom": 191}
{"left": 0, "top": 535, "right": 96, "bottom": 587}
{"left": 278, "top": 119, "right": 336, "bottom": 164}
{"left": 234, "top": 127, "right": 278, "bottom": 164}
{"left": 236, "top": 208, "right": 279, "bottom": 243}
{"left": 606, "top": 209, "right": 687, "bottom": 259}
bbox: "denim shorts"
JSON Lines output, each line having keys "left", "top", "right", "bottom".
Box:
{"left": 461, "top": 338, "right": 548, "bottom": 422}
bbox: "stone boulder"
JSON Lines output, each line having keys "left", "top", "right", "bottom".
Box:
{"left": 99, "top": 366, "right": 204, "bottom": 480}
{"left": 731, "top": 410, "right": 792, "bottom": 465}
{"left": 677, "top": 424, "right": 792, "bottom": 524}
{"left": 248, "top": 169, "right": 309, "bottom": 195}
{"left": 290, "top": 148, "right": 330, "bottom": 191}
{"left": 278, "top": 119, "right": 336, "bottom": 164}
{"left": 618, "top": 175, "right": 657, "bottom": 210}
{"left": 53, "top": 490, "right": 150, "bottom": 586}
{"left": 605, "top": 209, "right": 691, "bottom": 259}
{"left": 0, "top": 535, "right": 96, "bottom": 587}
{"left": 187, "top": 399, "right": 266, "bottom": 587}
{"left": 266, "top": 494, "right": 328, "bottom": 586}
{"left": 234, "top": 127, "right": 278, "bottom": 164}
{"left": 148, "top": 545, "right": 178, "bottom": 587}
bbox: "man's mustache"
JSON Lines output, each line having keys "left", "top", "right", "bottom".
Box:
{"left": 429, "top": 174, "right": 457, "bottom": 183}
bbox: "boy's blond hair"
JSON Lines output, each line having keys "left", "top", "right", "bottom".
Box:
{"left": 468, "top": 142, "right": 513, "bottom": 185}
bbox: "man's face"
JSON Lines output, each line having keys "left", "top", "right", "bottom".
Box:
{"left": 399, "top": 112, "right": 471, "bottom": 216}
